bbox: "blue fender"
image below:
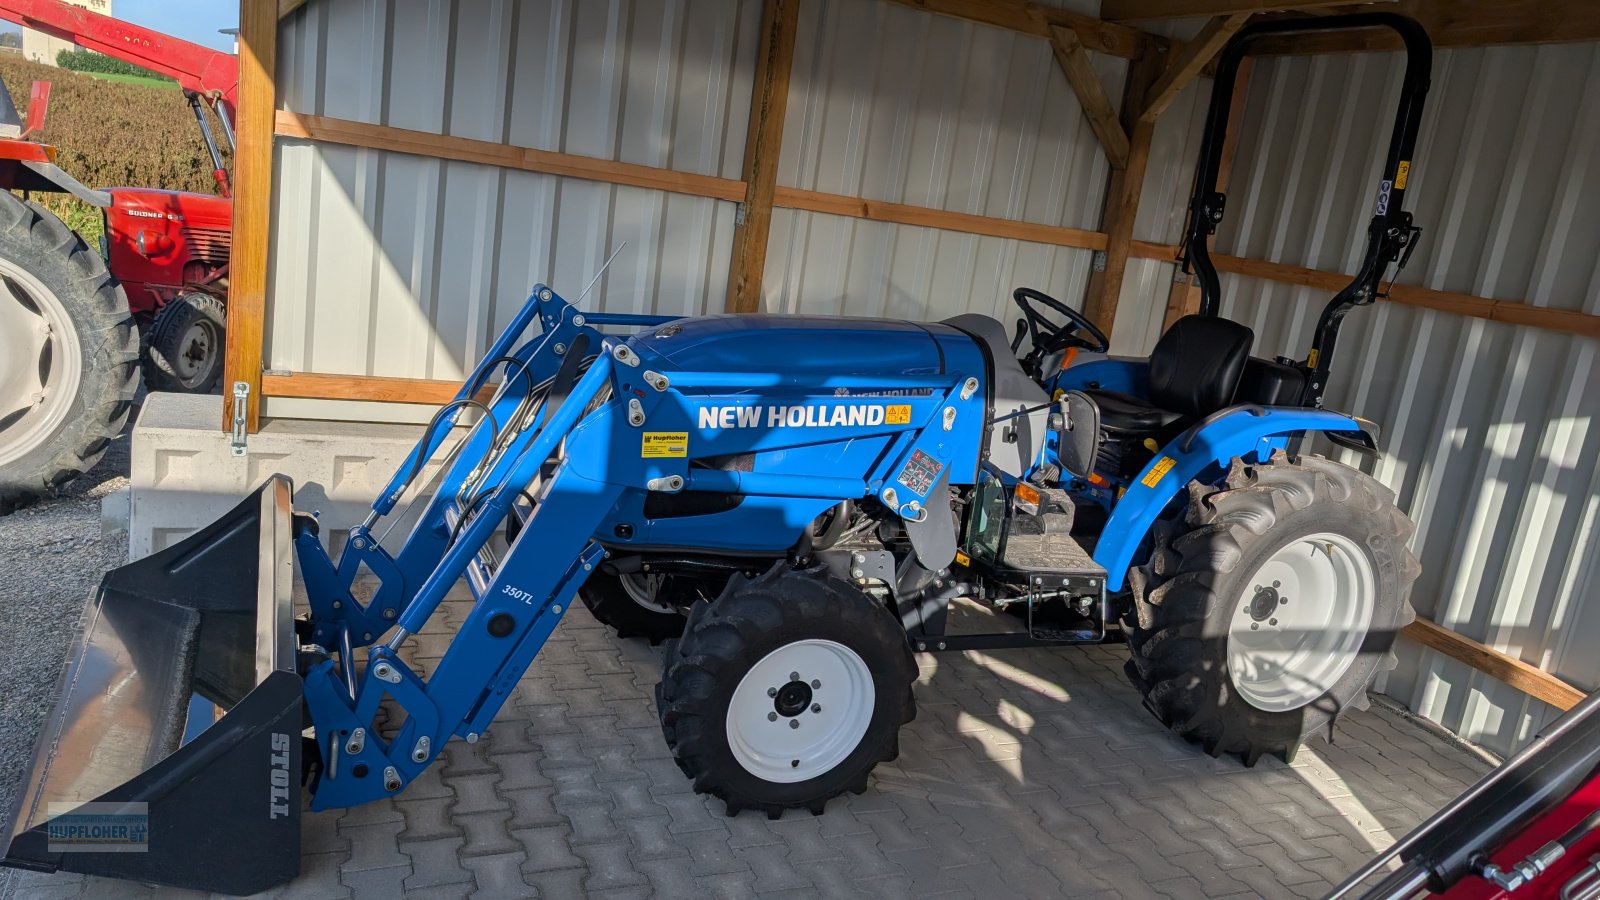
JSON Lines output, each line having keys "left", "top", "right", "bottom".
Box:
{"left": 1092, "top": 406, "right": 1366, "bottom": 591}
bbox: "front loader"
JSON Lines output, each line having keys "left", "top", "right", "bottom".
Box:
{"left": 4, "top": 13, "right": 1428, "bottom": 894}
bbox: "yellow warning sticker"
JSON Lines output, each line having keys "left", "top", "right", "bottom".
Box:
{"left": 954, "top": 550, "right": 971, "bottom": 567}
{"left": 1307, "top": 348, "right": 1320, "bottom": 368}
{"left": 1394, "top": 160, "right": 1411, "bottom": 190}
{"left": 885, "top": 404, "right": 912, "bottom": 425}
{"left": 641, "top": 432, "right": 688, "bottom": 458}
{"left": 1140, "top": 456, "right": 1176, "bottom": 488}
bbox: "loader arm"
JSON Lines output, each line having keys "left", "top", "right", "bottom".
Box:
{"left": 0, "top": 0, "right": 237, "bottom": 114}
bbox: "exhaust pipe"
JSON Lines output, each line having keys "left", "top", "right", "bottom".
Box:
{"left": 2, "top": 476, "right": 303, "bottom": 895}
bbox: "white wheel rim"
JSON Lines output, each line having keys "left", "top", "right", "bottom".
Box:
{"left": 172, "top": 318, "right": 218, "bottom": 386}
{"left": 619, "top": 572, "right": 678, "bottom": 615}
{"left": 726, "top": 639, "right": 874, "bottom": 783}
{"left": 0, "top": 263, "right": 82, "bottom": 468}
{"left": 1226, "top": 532, "right": 1376, "bottom": 712}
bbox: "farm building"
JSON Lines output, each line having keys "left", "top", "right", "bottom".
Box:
{"left": 20, "top": 0, "right": 110, "bottom": 65}
{"left": 4, "top": 0, "right": 1599, "bottom": 896}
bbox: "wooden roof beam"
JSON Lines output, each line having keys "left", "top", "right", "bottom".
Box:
{"left": 1244, "top": 0, "right": 1600, "bottom": 52}
{"left": 1140, "top": 12, "right": 1250, "bottom": 123}
{"left": 1047, "top": 26, "right": 1131, "bottom": 169}
{"left": 1100, "top": 0, "right": 1353, "bottom": 22}
{"left": 882, "top": 0, "right": 1156, "bottom": 59}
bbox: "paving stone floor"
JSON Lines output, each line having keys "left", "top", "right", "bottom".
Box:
{"left": 3, "top": 594, "right": 1494, "bottom": 900}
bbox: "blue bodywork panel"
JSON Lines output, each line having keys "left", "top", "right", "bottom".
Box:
{"left": 292, "top": 283, "right": 1369, "bottom": 809}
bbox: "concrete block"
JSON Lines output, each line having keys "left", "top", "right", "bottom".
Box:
{"left": 100, "top": 485, "right": 129, "bottom": 537}
{"left": 127, "top": 392, "right": 466, "bottom": 561}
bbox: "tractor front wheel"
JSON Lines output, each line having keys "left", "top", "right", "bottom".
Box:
{"left": 579, "top": 571, "right": 697, "bottom": 643}
{"left": 143, "top": 292, "right": 226, "bottom": 394}
{"left": 1123, "top": 452, "right": 1418, "bottom": 764}
{"left": 656, "top": 566, "right": 916, "bottom": 817}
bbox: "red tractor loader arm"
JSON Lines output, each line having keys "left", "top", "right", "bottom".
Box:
{"left": 0, "top": 0, "right": 239, "bottom": 196}
{"left": 0, "top": 0, "right": 236, "bottom": 111}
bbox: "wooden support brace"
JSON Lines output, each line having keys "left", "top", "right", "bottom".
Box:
{"left": 1140, "top": 13, "right": 1250, "bottom": 124}
{"left": 1047, "top": 26, "right": 1130, "bottom": 170}
{"left": 1403, "top": 617, "right": 1586, "bottom": 712}
{"left": 725, "top": 0, "right": 800, "bottom": 314}
{"left": 222, "top": 0, "right": 276, "bottom": 434}
{"left": 1080, "top": 45, "right": 1166, "bottom": 340}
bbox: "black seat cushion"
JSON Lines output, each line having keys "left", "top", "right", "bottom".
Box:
{"left": 1149, "top": 315, "right": 1254, "bottom": 418}
{"left": 1087, "top": 390, "right": 1183, "bottom": 437}
{"left": 1080, "top": 316, "right": 1254, "bottom": 440}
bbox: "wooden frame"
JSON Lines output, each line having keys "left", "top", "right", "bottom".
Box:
{"left": 726, "top": 0, "right": 802, "bottom": 315}
{"left": 1404, "top": 617, "right": 1585, "bottom": 712}
{"left": 1080, "top": 47, "right": 1166, "bottom": 338}
{"left": 221, "top": 0, "right": 277, "bottom": 434}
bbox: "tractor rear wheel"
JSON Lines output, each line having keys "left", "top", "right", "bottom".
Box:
{"left": 656, "top": 566, "right": 916, "bottom": 817}
{"left": 143, "top": 292, "right": 226, "bottom": 394}
{"left": 579, "top": 571, "right": 693, "bottom": 643}
{"left": 1123, "top": 452, "right": 1418, "bottom": 764}
{"left": 0, "top": 195, "right": 138, "bottom": 514}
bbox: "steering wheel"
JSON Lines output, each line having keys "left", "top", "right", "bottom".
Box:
{"left": 1010, "top": 287, "right": 1110, "bottom": 365}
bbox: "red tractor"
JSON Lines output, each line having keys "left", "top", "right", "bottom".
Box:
{"left": 0, "top": 0, "right": 235, "bottom": 512}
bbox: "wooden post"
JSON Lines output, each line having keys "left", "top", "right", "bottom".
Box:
{"left": 222, "top": 0, "right": 277, "bottom": 433}
{"left": 725, "top": 0, "right": 800, "bottom": 314}
{"left": 1162, "top": 56, "right": 1251, "bottom": 331}
{"left": 1081, "top": 45, "right": 1166, "bottom": 340}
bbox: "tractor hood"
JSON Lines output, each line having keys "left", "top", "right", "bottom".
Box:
{"left": 629, "top": 314, "right": 965, "bottom": 378}
{"left": 106, "top": 187, "right": 232, "bottom": 230}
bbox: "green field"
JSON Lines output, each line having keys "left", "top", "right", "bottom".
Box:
{"left": 83, "top": 71, "right": 177, "bottom": 90}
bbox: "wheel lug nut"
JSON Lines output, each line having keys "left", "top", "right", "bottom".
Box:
{"left": 1251, "top": 623, "right": 1259, "bottom": 630}
{"left": 791, "top": 759, "right": 799, "bottom": 768}
{"left": 767, "top": 687, "right": 777, "bottom": 698}
{"left": 790, "top": 672, "right": 800, "bottom": 682}
{"left": 768, "top": 712, "right": 777, "bottom": 721}
{"left": 811, "top": 703, "right": 821, "bottom": 713}
{"left": 811, "top": 679, "right": 821, "bottom": 689}
{"left": 790, "top": 719, "right": 800, "bottom": 729}
{"left": 1269, "top": 618, "right": 1278, "bottom": 626}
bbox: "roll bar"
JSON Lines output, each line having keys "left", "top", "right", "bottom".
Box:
{"left": 1179, "top": 13, "right": 1432, "bottom": 409}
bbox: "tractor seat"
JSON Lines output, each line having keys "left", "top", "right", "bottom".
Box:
{"left": 1086, "top": 315, "right": 1254, "bottom": 438}
{"left": 1087, "top": 391, "right": 1184, "bottom": 435}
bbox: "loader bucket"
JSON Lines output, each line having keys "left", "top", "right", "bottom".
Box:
{"left": 2, "top": 475, "right": 302, "bottom": 895}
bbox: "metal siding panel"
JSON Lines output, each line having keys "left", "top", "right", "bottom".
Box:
{"left": 1205, "top": 43, "right": 1600, "bottom": 755}
{"left": 763, "top": 0, "right": 1114, "bottom": 328}
{"left": 268, "top": 0, "right": 758, "bottom": 409}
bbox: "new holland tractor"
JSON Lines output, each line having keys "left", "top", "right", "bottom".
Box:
{"left": 3, "top": 14, "right": 1427, "bottom": 894}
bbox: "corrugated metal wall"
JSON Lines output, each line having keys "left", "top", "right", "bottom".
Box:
{"left": 268, "top": 0, "right": 762, "bottom": 420}
{"left": 1212, "top": 42, "right": 1600, "bottom": 756}
{"left": 266, "top": 0, "right": 1184, "bottom": 422}
{"left": 766, "top": 0, "right": 1114, "bottom": 325}
{"left": 764, "top": 3, "right": 1208, "bottom": 347}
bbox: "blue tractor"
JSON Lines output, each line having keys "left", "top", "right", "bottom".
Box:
{"left": 4, "top": 13, "right": 1429, "bottom": 895}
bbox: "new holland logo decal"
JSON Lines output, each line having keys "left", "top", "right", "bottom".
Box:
{"left": 697, "top": 404, "right": 911, "bottom": 430}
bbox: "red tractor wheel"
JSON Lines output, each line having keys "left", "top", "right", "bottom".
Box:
{"left": 143, "top": 292, "right": 226, "bottom": 394}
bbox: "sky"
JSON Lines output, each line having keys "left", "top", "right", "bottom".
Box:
{"left": 0, "top": 0, "right": 239, "bottom": 53}
{"left": 111, "top": 0, "right": 238, "bottom": 52}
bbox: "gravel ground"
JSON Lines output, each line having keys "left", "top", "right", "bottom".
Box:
{"left": 0, "top": 405, "right": 136, "bottom": 830}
